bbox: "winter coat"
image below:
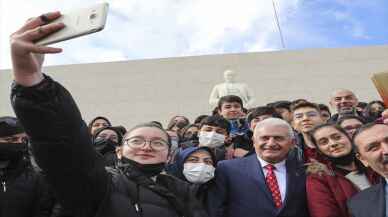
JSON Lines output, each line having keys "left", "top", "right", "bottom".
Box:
{"left": 170, "top": 146, "right": 216, "bottom": 181}
{"left": 0, "top": 160, "right": 54, "bottom": 217}
{"left": 11, "top": 75, "right": 207, "bottom": 217}
{"left": 306, "top": 162, "right": 380, "bottom": 217}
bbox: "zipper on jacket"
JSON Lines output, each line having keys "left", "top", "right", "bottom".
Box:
{"left": 1, "top": 181, "right": 6, "bottom": 192}
{"left": 134, "top": 203, "right": 140, "bottom": 212}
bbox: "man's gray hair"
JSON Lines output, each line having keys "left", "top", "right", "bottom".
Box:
{"left": 330, "top": 88, "right": 357, "bottom": 99}
{"left": 254, "top": 118, "right": 295, "bottom": 139}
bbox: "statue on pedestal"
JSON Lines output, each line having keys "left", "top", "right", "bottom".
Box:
{"left": 209, "top": 70, "right": 255, "bottom": 108}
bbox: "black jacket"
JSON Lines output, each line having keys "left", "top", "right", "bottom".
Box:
{"left": 0, "top": 160, "right": 54, "bottom": 217}
{"left": 11, "top": 75, "right": 207, "bottom": 217}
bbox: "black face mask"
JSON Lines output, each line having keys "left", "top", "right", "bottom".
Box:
{"left": 120, "top": 157, "right": 165, "bottom": 178}
{"left": 93, "top": 138, "right": 118, "bottom": 155}
{"left": 326, "top": 150, "right": 355, "bottom": 167}
{"left": 0, "top": 142, "right": 27, "bottom": 168}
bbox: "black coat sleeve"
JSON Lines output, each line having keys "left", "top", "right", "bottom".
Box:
{"left": 11, "top": 75, "right": 109, "bottom": 216}
{"left": 33, "top": 172, "right": 55, "bottom": 217}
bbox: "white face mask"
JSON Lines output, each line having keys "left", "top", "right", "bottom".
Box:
{"left": 183, "top": 163, "right": 215, "bottom": 184}
{"left": 198, "top": 131, "right": 225, "bottom": 148}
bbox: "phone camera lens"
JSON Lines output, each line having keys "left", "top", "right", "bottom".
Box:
{"left": 89, "top": 13, "right": 97, "bottom": 19}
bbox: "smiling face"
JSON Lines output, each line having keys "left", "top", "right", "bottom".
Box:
{"left": 121, "top": 127, "right": 169, "bottom": 165}
{"left": 312, "top": 126, "right": 352, "bottom": 158}
{"left": 354, "top": 124, "right": 388, "bottom": 178}
{"left": 218, "top": 102, "right": 243, "bottom": 120}
{"left": 330, "top": 90, "right": 358, "bottom": 114}
{"left": 253, "top": 125, "right": 294, "bottom": 163}
{"left": 292, "top": 107, "right": 324, "bottom": 133}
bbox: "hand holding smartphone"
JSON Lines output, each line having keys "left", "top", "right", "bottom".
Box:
{"left": 35, "top": 2, "right": 109, "bottom": 45}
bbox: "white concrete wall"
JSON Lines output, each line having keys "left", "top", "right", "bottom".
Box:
{"left": 1, "top": 45, "right": 388, "bottom": 128}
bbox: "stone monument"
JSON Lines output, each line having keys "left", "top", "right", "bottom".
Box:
{"left": 209, "top": 69, "right": 255, "bottom": 108}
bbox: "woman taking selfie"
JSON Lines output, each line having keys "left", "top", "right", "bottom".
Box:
{"left": 9, "top": 11, "right": 207, "bottom": 217}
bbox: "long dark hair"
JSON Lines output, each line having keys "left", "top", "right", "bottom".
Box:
{"left": 309, "top": 123, "right": 366, "bottom": 173}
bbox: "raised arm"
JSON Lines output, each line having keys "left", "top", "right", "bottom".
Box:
{"left": 10, "top": 12, "right": 108, "bottom": 216}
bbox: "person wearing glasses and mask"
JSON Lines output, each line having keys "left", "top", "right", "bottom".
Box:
{"left": 9, "top": 12, "right": 208, "bottom": 217}
{"left": 0, "top": 116, "right": 54, "bottom": 217}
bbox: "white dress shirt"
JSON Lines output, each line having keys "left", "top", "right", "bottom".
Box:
{"left": 257, "top": 156, "right": 287, "bottom": 202}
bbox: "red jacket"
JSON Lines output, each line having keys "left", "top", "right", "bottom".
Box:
{"left": 306, "top": 164, "right": 380, "bottom": 217}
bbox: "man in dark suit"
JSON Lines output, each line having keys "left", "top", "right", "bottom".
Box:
{"left": 349, "top": 123, "right": 388, "bottom": 217}
{"left": 208, "top": 118, "right": 309, "bottom": 217}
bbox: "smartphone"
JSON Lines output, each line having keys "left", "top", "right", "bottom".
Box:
{"left": 36, "top": 2, "right": 109, "bottom": 45}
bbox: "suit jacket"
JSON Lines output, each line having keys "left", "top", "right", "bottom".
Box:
{"left": 207, "top": 154, "right": 309, "bottom": 217}
{"left": 348, "top": 182, "right": 385, "bottom": 217}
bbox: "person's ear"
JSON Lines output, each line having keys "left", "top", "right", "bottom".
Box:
{"left": 329, "top": 98, "right": 335, "bottom": 110}
{"left": 355, "top": 152, "right": 369, "bottom": 167}
{"left": 290, "top": 137, "right": 296, "bottom": 149}
{"left": 166, "top": 152, "right": 172, "bottom": 162}
{"left": 116, "top": 146, "right": 123, "bottom": 159}
{"left": 291, "top": 119, "right": 298, "bottom": 131}
{"left": 225, "top": 134, "right": 232, "bottom": 143}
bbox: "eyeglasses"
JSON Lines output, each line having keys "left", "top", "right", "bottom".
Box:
{"left": 124, "top": 137, "right": 169, "bottom": 151}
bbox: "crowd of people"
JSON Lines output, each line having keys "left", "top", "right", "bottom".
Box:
{"left": 2, "top": 11, "right": 388, "bottom": 217}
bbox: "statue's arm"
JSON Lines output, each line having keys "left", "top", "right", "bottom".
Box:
{"left": 209, "top": 85, "right": 220, "bottom": 106}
